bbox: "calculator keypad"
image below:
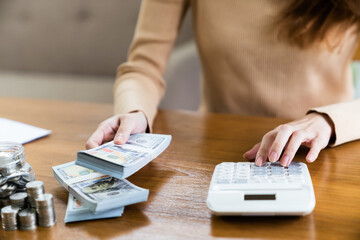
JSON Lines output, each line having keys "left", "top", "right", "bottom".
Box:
{"left": 215, "top": 162, "right": 304, "bottom": 184}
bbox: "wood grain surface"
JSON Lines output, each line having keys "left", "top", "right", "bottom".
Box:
{"left": 0, "top": 97, "right": 359, "bottom": 240}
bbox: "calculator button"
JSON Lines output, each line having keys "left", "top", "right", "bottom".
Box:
{"left": 235, "top": 162, "right": 250, "bottom": 168}
{"left": 217, "top": 172, "right": 232, "bottom": 177}
{"left": 236, "top": 166, "right": 249, "bottom": 169}
{"left": 233, "top": 179, "right": 248, "bottom": 184}
{"left": 218, "top": 168, "right": 232, "bottom": 172}
{"left": 251, "top": 174, "right": 268, "bottom": 178}
{"left": 252, "top": 172, "right": 267, "bottom": 175}
{"left": 218, "top": 170, "right": 232, "bottom": 174}
{"left": 235, "top": 173, "right": 250, "bottom": 177}
{"left": 252, "top": 170, "right": 267, "bottom": 173}
{"left": 253, "top": 167, "right": 267, "bottom": 171}
{"left": 252, "top": 165, "right": 268, "bottom": 169}
{"left": 216, "top": 172, "right": 232, "bottom": 177}
{"left": 216, "top": 179, "right": 231, "bottom": 184}
{"left": 269, "top": 167, "right": 283, "bottom": 171}
{"left": 250, "top": 174, "right": 266, "bottom": 178}
{"left": 233, "top": 175, "right": 248, "bottom": 180}
{"left": 271, "top": 169, "right": 285, "bottom": 172}
{"left": 288, "top": 171, "right": 302, "bottom": 176}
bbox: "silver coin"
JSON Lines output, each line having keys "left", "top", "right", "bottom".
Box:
{"left": 10, "top": 192, "right": 28, "bottom": 209}
{"left": 1, "top": 205, "right": 19, "bottom": 230}
{"left": 26, "top": 181, "right": 44, "bottom": 190}
{"left": 18, "top": 208, "right": 36, "bottom": 230}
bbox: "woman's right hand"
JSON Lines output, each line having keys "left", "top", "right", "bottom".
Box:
{"left": 86, "top": 111, "right": 148, "bottom": 149}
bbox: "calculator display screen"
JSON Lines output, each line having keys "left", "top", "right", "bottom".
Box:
{"left": 244, "top": 194, "right": 276, "bottom": 200}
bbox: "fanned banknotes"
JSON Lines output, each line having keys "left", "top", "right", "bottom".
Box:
{"left": 75, "top": 133, "right": 172, "bottom": 179}
{"left": 64, "top": 194, "right": 124, "bottom": 223}
{"left": 53, "top": 161, "right": 149, "bottom": 213}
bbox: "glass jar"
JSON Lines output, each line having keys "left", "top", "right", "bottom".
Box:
{"left": 0, "top": 142, "right": 35, "bottom": 205}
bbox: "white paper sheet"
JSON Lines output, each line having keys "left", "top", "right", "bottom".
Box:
{"left": 0, "top": 117, "right": 51, "bottom": 144}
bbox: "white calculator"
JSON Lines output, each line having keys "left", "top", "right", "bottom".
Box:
{"left": 207, "top": 161, "right": 315, "bottom": 216}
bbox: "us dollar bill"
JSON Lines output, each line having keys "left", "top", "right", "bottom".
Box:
{"left": 70, "top": 175, "right": 148, "bottom": 212}
{"left": 52, "top": 161, "right": 104, "bottom": 190}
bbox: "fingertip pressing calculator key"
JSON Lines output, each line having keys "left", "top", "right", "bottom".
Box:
{"left": 207, "top": 161, "right": 315, "bottom": 216}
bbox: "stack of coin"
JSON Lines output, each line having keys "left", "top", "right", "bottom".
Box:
{"left": 1, "top": 205, "right": 19, "bottom": 230}
{"left": 18, "top": 208, "right": 37, "bottom": 230}
{"left": 35, "top": 193, "right": 56, "bottom": 227}
{"left": 10, "top": 192, "right": 28, "bottom": 209}
{"left": 26, "top": 181, "right": 45, "bottom": 208}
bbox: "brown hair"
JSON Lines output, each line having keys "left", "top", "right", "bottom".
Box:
{"left": 278, "top": 0, "right": 360, "bottom": 49}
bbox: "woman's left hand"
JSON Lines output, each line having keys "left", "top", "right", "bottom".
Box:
{"left": 243, "top": 113, "right": 334, "bottom": 167}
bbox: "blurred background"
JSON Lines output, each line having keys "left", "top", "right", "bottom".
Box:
{"left": 0, "top": 0, "right": 359, "bottom": 112}
{"left": 0, "top": 0, "right": 201, "bottom": 110}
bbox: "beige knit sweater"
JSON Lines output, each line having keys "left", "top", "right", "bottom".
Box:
{"left": 114, "top": 0, "right": 360, "bottom": 146}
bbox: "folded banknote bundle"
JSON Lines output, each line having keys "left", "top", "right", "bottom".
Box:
{"left": 53, "top": 161, "right": 148, "bottom": 220}
{"left": 75, "top": 133, "right": 172, "bottom": 179}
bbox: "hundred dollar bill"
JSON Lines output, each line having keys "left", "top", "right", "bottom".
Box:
{"left": 75, "top": 133, "right": 172, "bottom": 179}
{"left": 64, "top": 194, "right": 124, "bottom": 223}
{"left": 52, "top": 161, "right": 104, "bottom": 190}
{"left": 53, "top": 161, "right": 149, "bottom": 213}
{"left": 70, "top": 175, "right": 148, "bottom": 213}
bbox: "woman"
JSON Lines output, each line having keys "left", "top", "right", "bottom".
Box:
{"left": 86, "top": 0, "right": 360, "bottom": 167}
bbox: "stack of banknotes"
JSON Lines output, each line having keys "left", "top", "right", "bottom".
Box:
{"left": 53, "top": 161, "right": 148, "bottom": 222}
{"left": 53, "top": 133, "right": 172, "bottom": 223}
{"left": 76, "top": 133, "right": 172, "bottom": 179}
{"left": 64, "top": 194, "right": 124, "bottom": 223}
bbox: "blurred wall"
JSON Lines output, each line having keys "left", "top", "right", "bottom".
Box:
{"left": 0, "top": 0, "right": 193, "bottom": 75}
{"left": 0, "top": 0, "right": 200, "bottom": 108}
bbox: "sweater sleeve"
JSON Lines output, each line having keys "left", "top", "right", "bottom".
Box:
{"left": 308, "top": 99, "right": 360, "bottom": 146}
{"left": 113, "top": 0, "right": 189, "bottom": 130}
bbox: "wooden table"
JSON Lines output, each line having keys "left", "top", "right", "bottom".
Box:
{"left": 0, "top": 97, "right": 359, "bottom": 240}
